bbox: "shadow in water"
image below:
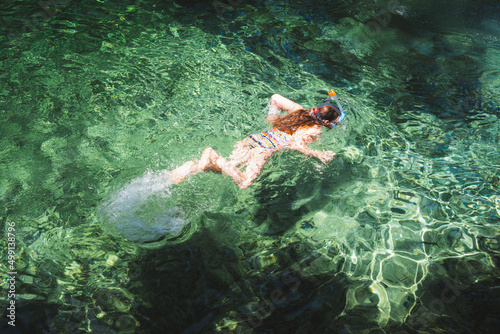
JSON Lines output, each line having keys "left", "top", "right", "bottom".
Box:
{"left": 127, "top": 211, "right": 350, "bottom": 333}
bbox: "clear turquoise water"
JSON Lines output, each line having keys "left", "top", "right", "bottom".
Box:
{"left": 1, "top": 0, "right": 499, "bottom": 333}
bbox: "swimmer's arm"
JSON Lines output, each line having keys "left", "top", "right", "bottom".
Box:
{"left": 271, "top": 94, "right": 304, "bottom": 113}
{"left": 292, "top": 144, "right": 335, "bottom": 163}
{"left": 267, "top": 94, "right": 305, "bottom": 122}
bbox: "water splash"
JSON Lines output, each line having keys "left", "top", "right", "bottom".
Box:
{"left": 98, "top": 170, "right": 188, "bottom": 246}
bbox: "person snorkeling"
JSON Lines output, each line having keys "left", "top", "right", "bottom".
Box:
{"left": 168, "top": 89, "right": 346, "bottom": 189}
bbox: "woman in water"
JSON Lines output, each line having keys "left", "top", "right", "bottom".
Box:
{"left": 168, "top": 93, "right": 343, "bottom": 189}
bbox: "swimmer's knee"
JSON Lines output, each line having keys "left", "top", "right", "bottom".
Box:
{"left": 202, "top": 147, "right": 215, "bottom": 156}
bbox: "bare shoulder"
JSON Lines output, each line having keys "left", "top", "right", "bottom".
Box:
{"left": 293, "top": 126, "right": 322, "bottom": 145}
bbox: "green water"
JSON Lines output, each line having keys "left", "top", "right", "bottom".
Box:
{"left": 1, "top": 0, "right": 499, "bottom": 333}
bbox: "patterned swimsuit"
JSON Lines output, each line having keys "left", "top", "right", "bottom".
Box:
{"left": 244, "top": 128, "right": 295, "bottom": 150}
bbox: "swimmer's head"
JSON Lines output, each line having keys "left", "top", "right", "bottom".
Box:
{"left": 312, "top": 105, "right": 341, "bottom": 129}
{"left": 272, "top": 105, "right": 341, "bottom": 134}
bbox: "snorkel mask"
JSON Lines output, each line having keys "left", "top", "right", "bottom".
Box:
{"left": 316, "top": 89, "right": 345, "bottom": 127}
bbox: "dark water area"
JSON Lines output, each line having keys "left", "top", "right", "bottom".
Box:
{"left": 1, "top": 0, "right": 499, "bottom": 333}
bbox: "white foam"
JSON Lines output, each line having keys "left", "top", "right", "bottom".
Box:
{"left": 99, "top": 171, "right": 186, "bottom": 243}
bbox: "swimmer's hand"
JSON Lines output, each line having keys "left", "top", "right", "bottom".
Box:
{"left": 271, "top": 94, "right": 304, "bottom": 113}
{"left": 316, "top": 150, "right": 336, "bottom": 163}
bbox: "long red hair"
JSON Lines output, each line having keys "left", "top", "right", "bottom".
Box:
{"left": 272, "top": 106, "right": 340, "bottom": 134}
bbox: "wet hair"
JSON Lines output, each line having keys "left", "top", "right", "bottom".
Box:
{"left": 271, "top": 105, "right": 341, "bottom": 134}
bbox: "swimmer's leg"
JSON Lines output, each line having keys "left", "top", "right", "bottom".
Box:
{"left": 216, "top": 149, "right": 270, "bottom": 189}
{"left": 169, "top": 146, "right": 269, "bottom": 189}
{"left": 168, "top": 160, "right": 200, "bottom": 184}
{"left": 198, "top": 147, "right": 223, "bottom": 172}
{"left": 228, "top": 141, "right": 252, "bottom": 167}
{"left": 168, "top": 147, "right": 222, "bottom": 184}
{"left": 238, "top": 151, "right": 270, "bottom": 189}
{"left": 215, "top": 157, "right": 246, "bottom": 188}
{"left": 198, "top": 146, "right": 251, "bottom": 189}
